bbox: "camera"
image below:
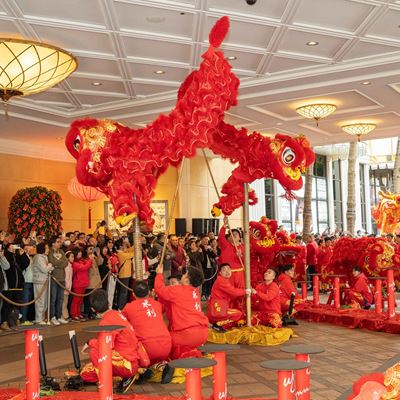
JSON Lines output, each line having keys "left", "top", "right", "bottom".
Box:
{"left": 246, "top": 0, "right": 257, "bottom": 4}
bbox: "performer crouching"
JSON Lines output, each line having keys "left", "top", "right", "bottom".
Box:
{"left": 342, "top": 266, "right": 373, "bottom": 309}
{"left": 154, "top": 263, "right": 209, "bottom": 360}
{"left": 277, "top": 264, "right": 305, "bottom": 314}
{"left": 252, "top": 268, "right": 282, "bottom": 328}
{"left": 122, "top": 281, "right": 172, "bottom": 364}
{"left": 80, "top": 289, "right": 150, "bottom": 393}
{"left": 207, "top": 263, "right": 247, "bottom": 332}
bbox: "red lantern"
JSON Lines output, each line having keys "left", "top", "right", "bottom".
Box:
{"left": 67, "top": 177, "right": 105, "bottom": 228}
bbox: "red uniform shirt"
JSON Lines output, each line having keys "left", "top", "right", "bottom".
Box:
{"left": 277, "top": 273, "right": 300, "bottom": 306}
{"left": 122, "top": 297, "right": 170, "bottom": 343}
{"left": 97, "top": 310, "right": 140, "bottom": 363}
{"left": 209, "top": 275, "right": 245, "bottom": 308}
{"left": 294, "top": 244, "right": 307, "bottom": 280}
{"left": 353, "top": 273, "right": 373, "bottom": 304}
{"left": 306, "top": 241, "right": 319, "bottom": 266}
{"left": 155, "top": 273, "right": 208, "bottom": 332}
{"left": 255, "top": 281, "right": 281, "bottom": 315}
{"left": 218, "top": 226, "right": 244, "bottom": 270}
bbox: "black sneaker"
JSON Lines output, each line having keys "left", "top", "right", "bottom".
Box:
{"left": 212, "top": 323, "right": 227, "bottom": 333}
{"left": 136, "top": 369, "right": 154, "bottom": 384}
{"left": 116, "top": 375, "right": 136, "bottom": 394}
{"left": 161, "top": 364, "right": 175, "bottom": 384}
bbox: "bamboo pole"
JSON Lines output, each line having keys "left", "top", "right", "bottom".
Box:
{"left": 243, "top": 183, "right": 252, "bottom": 327}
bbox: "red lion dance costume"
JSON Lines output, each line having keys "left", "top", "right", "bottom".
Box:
{"left": 249, "top": 217, "right": 303, "bottom": 287}
{"left": 66, "top": 17, "right": 239, "bottom": 228}
{"left": 66, "top": 16, "right": 315, "bottom": 230}
{"left": 372, "top": 191, "right": 400, "bottom": 235}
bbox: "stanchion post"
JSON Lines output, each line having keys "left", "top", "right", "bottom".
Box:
{"left": 98, "top": 331, "right": 113, "bottom": 400}
{"left": 169, "top": 358, "right": 217, "bottom": 400}
{"left": 301, "top": 282, "right": 307, "bottom": 300}
{"left": 25, "top": 328, "right": 40, "bottom": 400}
{"left": 199, "top": 344, "right": 239, "bottom": 400}
{"left": 212, "top": 352, "right": 227, "bottom": 400}
{"left": 85, "top": 325, "right": 125, "bottom": 400}
{"left": 186, "top": 369, "right": 202, "bottom": 400}
{"left": 280, "top": 344, "right": 325, "bottom": 400}
{"left": 387, "top": 268, "right": 396, "bottom": 319}
{"left": 333, "top": 277, "right": 340, "bottom": 309}
{"left": 295, "top": 354, "right": 310, "bottom": 400}
{"left": 260, "top": 360, "right": 310, "bottom": 400}
{"left": 46, "top": 273, "right": 51, "bottom": 324}
{"left": 375, "top": 279, "right": 382, "bottom": 315}
{"left": 277, "top": 369, "right": 296, "bottom": 400}
{"left": 312, "top": 275, "right": 319, "bottom": 306}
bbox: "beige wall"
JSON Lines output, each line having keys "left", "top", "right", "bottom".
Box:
{"left": 0, "top": 153, "right": 178, "bottom": 233}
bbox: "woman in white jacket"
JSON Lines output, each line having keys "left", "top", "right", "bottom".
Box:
{"left": 31, "top": 243, "right": 54, "bottom": 324}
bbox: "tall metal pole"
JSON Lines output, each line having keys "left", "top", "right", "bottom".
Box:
{"left": 133, "top": 215, "right": 143, "bottom": 281}
{"left": 243, "top": 183, "right": 252, "bottom": 327}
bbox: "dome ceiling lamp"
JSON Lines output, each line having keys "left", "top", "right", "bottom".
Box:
{"left": 296, "top": 103, "right": 337, "bottom": 126}
{"left": 0, "top": 38, "right": 78, "bottom": 116}
{"left": 341, "top": 123, "right": 376, "bottom": 142}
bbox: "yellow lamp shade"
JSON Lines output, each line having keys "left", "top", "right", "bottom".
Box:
{"left": 0, "top": 38, "right": 77, "bottom": 101}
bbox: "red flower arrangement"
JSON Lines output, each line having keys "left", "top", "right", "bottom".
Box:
{"left": 8, "top": 186, "right": 63, "bottom": 240}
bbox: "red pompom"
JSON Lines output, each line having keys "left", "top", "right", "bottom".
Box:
{"left": 209, "top": 16, "right": 229, "bottom": 48}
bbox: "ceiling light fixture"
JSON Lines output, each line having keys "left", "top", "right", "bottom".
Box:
{"left": 342, "top": 123, "right": 376, "bottom": 142}
{"left": 306, "top": 41, "right": 319, "bottom": 46}
{"left": 296, "top": 103, "right": 336, "bottom": 126}
{"left": 0, "top": 37, "right": 77, "bottom": 117}
{"left": 361, "top": 81, "right": 371, "bottom": 85}
{"left": 154, "top": 70, "right": 165, "bottom": 75}
{"left": 226, "top": 56, "right": 237, "bottom": 60}
{"left": 91, "top": 82, "right": 102, "bottom": 86}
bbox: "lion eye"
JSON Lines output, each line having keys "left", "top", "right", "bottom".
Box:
{"left": 252, "top": 229, "right": 261, "bottom": 239}
{"left": 73, "top": 137, "right": 81, "bottom": 151}
{"left": 282, "top": 148, "right": 295, "bottom": 165}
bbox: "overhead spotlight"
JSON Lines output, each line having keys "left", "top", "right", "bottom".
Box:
{"left": 91, "top": 82, "right": 102, "bottom": 86}
{"left": 226, "top": 56, "right": 237, "bottom": 60}
{"left": 306, "top": 41, "right": 319, "bottom": 46}
{"left": 246, "top": 0, "right": 257, "bottom": 4}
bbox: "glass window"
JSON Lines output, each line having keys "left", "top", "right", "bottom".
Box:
{"left": 332, "top": 160, "right": 343, "bottom": 232}
{"left": 264, "top": 179, "right": 275, "bottom": 219}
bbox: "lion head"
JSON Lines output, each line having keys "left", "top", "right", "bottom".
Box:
{"left": 268, "top": 134, "right": 315, "bottom": 195}
{"left": 65, "top": 118, "right": 120, "bottom": 188}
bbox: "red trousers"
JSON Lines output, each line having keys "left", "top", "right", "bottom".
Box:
{"left": 208, "top": 308, "right": 244, "bottom": 330}
{"left": 253, "top": 312, "right": 282, "bottom": 328}
{"left": 70, "top": 286, "right": 86, "bottom": 318}
{"left": 142, "top": 337, "right": 172, "bottom": 364}
{"left": 170, "top": 326, "right": 208, "bottom": 360}
{"left": 343, "top": 289, "right": 365, "bottom": 307}
{"left": 81, "top": 350, "right": 137, "bottom": 383}
{"left": 229, "top": 270, "right": 245, "bottom": 310}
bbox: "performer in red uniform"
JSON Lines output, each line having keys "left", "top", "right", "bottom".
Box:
{"left": 253, "top": 269, "right": 282, "bottom": 328}
{"left": 123, "top": 281, "right": 172, "bottom": 364}
{"left": 294, "top": 235, "right": 307, "bottom": 281}
{"left": 343, "top": 266, "right": 373, "bottom": 308}
{"left": 277, "top": 264, "right": 304, "bottom": 314}
{"left": 305, "top": 234, "right": 319, "bottom": 289}
{"left": 80, "top": 289, "right": 150, "bottom": 393}
{"left": 207, "top": 263, "right": 246, "bottom": 331}
{"left": 218, "top": 216, "right": 245, "bottom": 311}
{"left": 155, "top": 264, "right": 209, "bottom": 360}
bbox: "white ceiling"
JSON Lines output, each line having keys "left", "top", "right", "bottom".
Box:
{"left": 2, "top": 0, "right": 400, "bottom": 161}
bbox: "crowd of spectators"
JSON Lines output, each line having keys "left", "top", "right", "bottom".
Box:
{"left": 0, "top": 221, "right": 221, "bottom": 331}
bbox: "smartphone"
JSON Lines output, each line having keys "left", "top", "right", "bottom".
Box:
{"left": 13, "top": 244, "right": 21, "bottom": 250}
